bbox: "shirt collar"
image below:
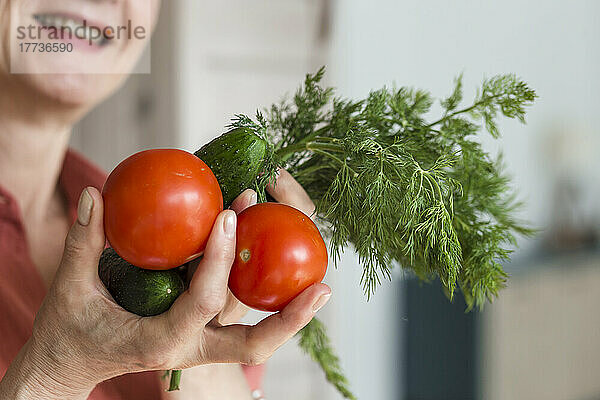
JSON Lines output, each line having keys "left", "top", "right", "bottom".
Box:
{"left": 0, "top": 149, "right": 107, "bottom": 224}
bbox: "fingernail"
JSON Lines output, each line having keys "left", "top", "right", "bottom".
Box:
{"left": 223, "top": 211, "right": 236, "bottom": 237}
{"left": 240, "top": 189, "right": 256, "bottom": 205}
{"left": 249, "top": 190, "right": 257, "bottom": 205}
{"left": 77, "top": 188, "right": 93, "bottom": 226}
{"left": 312, "top": 293, "right": 331, "bottom": 313}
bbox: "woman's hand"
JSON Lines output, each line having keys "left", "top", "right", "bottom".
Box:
{"left": 170, "top": 171, "right": 322, "bottom": 400}
{"left": 0, "top": 184, "right": 330, "bottom": 400}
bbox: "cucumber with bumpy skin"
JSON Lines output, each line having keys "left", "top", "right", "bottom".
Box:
{"left": 98, "top": 248, "right": 184, "bottom": 317}
{"left": 194, "top": 127, "right": 269, "bottom": 208}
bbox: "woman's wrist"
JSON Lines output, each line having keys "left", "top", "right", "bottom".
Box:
{"left": 0, "top": 339, "right": 95, "bottom": 400}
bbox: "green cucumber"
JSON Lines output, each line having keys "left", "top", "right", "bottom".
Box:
{"left": 195, "top": 127, "right": 268, "bottom": 208}
{"left": 98, "top": 248, "right": 184, "bottom": 317}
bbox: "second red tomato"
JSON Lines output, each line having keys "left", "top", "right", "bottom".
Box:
{"left": 103, "top": 149, "right": 223, "bottom": 269}
{"left": 229, "top": 203, "right": 328, "bottom": 312}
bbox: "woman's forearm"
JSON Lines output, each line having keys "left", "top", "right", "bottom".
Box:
{"left": 0, "top": 340, "right": 93, "bottom": 400}
{"left": 162, "top": 364, "right": 252, "bottom": 400}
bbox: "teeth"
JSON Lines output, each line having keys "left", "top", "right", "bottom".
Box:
{"left": 33, "top": 14, "right": 108, "bottom": 45}
{"left": 65, "top": 19, "right": 78, "bottom": 31}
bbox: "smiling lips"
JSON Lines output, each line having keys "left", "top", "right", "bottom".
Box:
{"left": 33, "top": 13, "right": 112, "bottom": 46}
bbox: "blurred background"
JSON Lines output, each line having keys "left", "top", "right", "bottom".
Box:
{"left": 71, "top": 1, "right": 600, "bottom": 399}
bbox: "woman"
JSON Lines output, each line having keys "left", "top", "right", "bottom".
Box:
{"left": 0, "top": 0, "right": 331, "bottom": 399}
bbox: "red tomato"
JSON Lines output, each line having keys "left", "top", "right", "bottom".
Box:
{"left": 103, "top": 149, "right": 223, "bottom": 269}
{"left": 229, "top": 203, "right": 328, "bottom": 312}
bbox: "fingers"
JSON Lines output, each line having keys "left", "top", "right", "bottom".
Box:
{"left": 229, "top": 188, "right": 257, "bottom": 214}
{"left": 267, "top": 169, "right": 316, "bottom": 217}
{"left": 213, "top": 189, "right": 256, "bottom": 326}
{"left": 166, "top": 210, "right": 237, "bottom": 331}
{"left": 205, "top": 283, "right": 331, "bottom": 364}
{"left": 56, "top": 187, "right": 106, "bottom": 284}
{"left": 168, "top": 190, "right": 255, "bottom": 332}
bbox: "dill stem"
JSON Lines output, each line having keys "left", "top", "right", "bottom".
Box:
{"left": 311, "top": 149, "right": 351, "bottom": 172}
{"left": 426, "top": 93, "right": 505, "bottom": 127}
{"left": 276, "top": 140, "right": 343, "bottom": 163}
{"left": 293, "top": 164, "right": 331, "bottom": 178}
{"left": 276, "top": 139, "right": 360, "bottom": 176}
{"left": 427, "top": 104, "right": 478, "bottom": 127}
{"left": 293, "top": 125, "right": 331, "bottom": 146}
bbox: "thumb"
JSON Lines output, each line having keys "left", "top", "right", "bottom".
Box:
{"left": 57, "top": 187, "right": 106, "bottom": 283}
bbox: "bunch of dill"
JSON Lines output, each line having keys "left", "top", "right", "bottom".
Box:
{"left": 230, "top": 68, "right": 536, "bottom": 399}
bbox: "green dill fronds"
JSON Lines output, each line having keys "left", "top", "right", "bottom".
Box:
{"left": 441, "top": 73, "right": 464, "bottom": 113}
{"left": 240, "top": 67, "right": 536, "bottom": 308}
{"left": 429, "top": 73, "right": 538, "bottom": 137}
{"left": 298, "top": 318, "right": 356, "bottom": 400}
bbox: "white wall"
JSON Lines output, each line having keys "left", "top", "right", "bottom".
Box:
{"left": 173, "top": 0, "right": 326, "bottom": 151}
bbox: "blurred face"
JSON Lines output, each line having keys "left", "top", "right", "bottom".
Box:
{"left": 0, "top": 0, "right": 160, "bottom": 107}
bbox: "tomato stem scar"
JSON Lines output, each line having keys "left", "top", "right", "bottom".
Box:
{"left": 240, "top": 249, "right": 251, "bottom": 262}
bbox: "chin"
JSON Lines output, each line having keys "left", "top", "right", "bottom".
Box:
{"left": 3, "top": 0, "right": 161, "bottom": 108}
{"left": 20, "top": 72, "right": 128, "bottom": 107}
